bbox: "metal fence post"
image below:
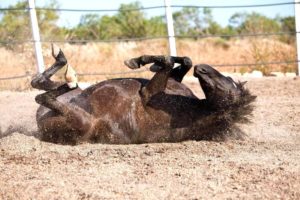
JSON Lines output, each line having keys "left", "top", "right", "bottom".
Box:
{"left": 164, "top": 0, "right": 177, "bottom": 56}
{"left": 28, "top": 0, "right": 44, "bottom": 73}
{"left": 295, "top": 0, "right": 300, "bottom": 75}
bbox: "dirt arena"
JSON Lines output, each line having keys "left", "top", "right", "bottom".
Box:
{"left": 0, "top": 76, "right": 299, "bottom": 199}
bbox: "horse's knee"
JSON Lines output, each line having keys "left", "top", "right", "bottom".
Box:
{"left": 35, "top": 92, "right": 54, "bottom": 105}
{"left": 35, "top": 94, "right": 45, "bottom": 104}
{"left": 31, "top": 75, "right": 41, "bottom": 89}
{"left": 31, "top": 74, "right": 47, "bottom": 89}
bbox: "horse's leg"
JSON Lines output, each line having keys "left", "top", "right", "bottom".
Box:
{"left": 169, "top": 56, "right": 192, "bottom": 82}
{"left": 125, "top": 55, "right": 191, "bottom": 104}
{"left": 31, "top": 44, "right": 68, "bottom": 91}
{"left": 35, "top": 84, "right": 92, "bottom": 134}
{"left": 32, "top": 45, "right": 81, "bottom": 116}
{"left": 33, "top": 46, "right": 91, "bottom": 137}
{"left": 125, "top": 55, "right": 192, "bottom": 83}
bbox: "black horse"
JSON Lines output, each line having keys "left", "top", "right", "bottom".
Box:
{"left": 31, "top": 46, "right": 256, "bottom": 144}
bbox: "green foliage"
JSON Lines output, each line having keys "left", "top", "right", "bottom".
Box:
{"left": 173, "top": 7, "right": 201, "bottom": 36}
{"left": 229, "top": 12, "right": 281, "bottom": 33}
{"left": 68, "top": 14, "right": 122, "bottom": 40}
{"left": 281, "top": 16, "right": 295, "bottom": 32}
{"left": 279, "top": 16, "right": 295, "bottom": 44}
{"left": 145, "top": 16, "right": 166, "bottom": 37}
{"left": 172, "top": 7, "right": 219, "bottom": 36}
{"left": 68, "top": 1, "right": 166, "bottom": 41}
{"left": 0, "top": 1, "right": 31, "bottom": 42}
{"left": 228, "top": 12, "right": 295, "bottom": 44}
{"left": 36, "top": 0, "right": 63, "bottom": 40}
{"left": 115, "top": 2, "right": 147, "bottom": 38}
{"left": 0, "top": 1, "right": 296, "bottom": 45}
{"left": 0, "top": 0, "right": 63, "bottom": 47}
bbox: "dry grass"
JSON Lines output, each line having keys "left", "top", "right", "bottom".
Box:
{"left": 0, "top": 38, "right": 297, "bottom": 90}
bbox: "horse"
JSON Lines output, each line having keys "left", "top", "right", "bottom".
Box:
{"left": 31, "top": 45, "right": 256, "bottom": 144}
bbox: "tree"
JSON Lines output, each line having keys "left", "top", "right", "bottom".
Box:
{"left": 115, "top": 2, "right": 147, "bottom": 38}
{"left": 0, "top": 1, "right": 31, "bottom": 42}
{"left": 172, "top": 7, "right": 202, "bottom": 36}
{"left": 36, "top": 0, "right": 63, "bottom": 41}
{"left": 172, "top": 7, "right": 223, "bottom": 36}
{"left": 281, "top": 16, "right": 295, "bottom": 33}
{"left": 279, "top": 16, "right": 295, "bottom": 44}
{"left": 229, "top": 12, "right": 281, "bottom": 34}
{"left": 0, "top": 0, "right": 63, "bottom": 47}
{"left": 145, "top": 16, "right": 166, "bottom": 37}
{"left": 69, "top": 1, "right": 166, "bottom": 40}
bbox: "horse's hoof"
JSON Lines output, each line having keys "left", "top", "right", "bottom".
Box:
{"left": 124, "top": 58, "right": 140, "bottom": 69}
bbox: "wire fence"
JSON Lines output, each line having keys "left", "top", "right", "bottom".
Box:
{"left": 0, "top": 1, "right": 297, "bottom": 12}
{"left": 0, "top": 1, "right": 298, "bottom": 81}
{"left": 0, "top": 31, "right": 297, "bottom": 44}
{"left": 1, "top": 60, "right": 298, "bottom": 81}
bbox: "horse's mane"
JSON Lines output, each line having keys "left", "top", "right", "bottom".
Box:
{"left": 201, "top": 82, "right": 257, "bottom": 141}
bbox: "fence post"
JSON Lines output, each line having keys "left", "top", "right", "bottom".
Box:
{"left": 28, "top": 0, "right": 44, "bottom": 73}
{"left": 295, "top": 0, "right": 300, "bottom": 75}
{"left": 164, "top": 0, "right": 177, "bottom": 56}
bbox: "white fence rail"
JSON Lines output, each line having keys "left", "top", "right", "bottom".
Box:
{"left": 28, "top": 0, "right": 44, "bottom": 73}
{"left": 294, "top": 0, "right": 300, "bottom": 75}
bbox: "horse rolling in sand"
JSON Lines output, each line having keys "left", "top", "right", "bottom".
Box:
{"left": 31, "top": 45, "right": 256, "bottom": 145}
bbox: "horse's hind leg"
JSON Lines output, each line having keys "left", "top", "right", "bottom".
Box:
{"left": 32, "top": 44, "right": 79, "bottom": 105}
{"left": 125, "top": 55, "right": 192, "bottom": 104}
{"left": 31, "top": 44, "right": 68, "bottom": 91}
{"left": 35, "top": 84, "right": 92, "bottom": 136}
{"left": 32, "top": 46, "right": 91, "bottom": 143}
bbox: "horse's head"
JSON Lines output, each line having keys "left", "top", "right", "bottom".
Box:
{"left": 194, "top": 64, "right": 255, "bottom": 110}
{"left": 193, "top": 64, "right": 256, "bottom": 140}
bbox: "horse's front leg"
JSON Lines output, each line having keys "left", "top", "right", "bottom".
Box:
{"left": 125, "top": 55, "right": 175, "bottom": 105}
{"left": 125, "top": 55, "right": 192, "bottom": 83}
{"left": 125, "top": 55, "right": 192, "bottom": 105}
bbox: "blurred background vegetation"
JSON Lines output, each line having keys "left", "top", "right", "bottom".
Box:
{"left": 0, "top": 0, "right": 297, "bottom": 91}
{"left": 0, "top": 0, "right": 295, "bottom": 45}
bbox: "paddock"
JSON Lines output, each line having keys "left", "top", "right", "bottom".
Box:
{"left": 0, "top": 76, "right": 299, "bottom": 199}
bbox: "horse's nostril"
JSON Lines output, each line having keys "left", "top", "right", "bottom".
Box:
{"left": 199, "top": 68, "right": 207, "bottom": 74}
{"left": 194, "top": 65, "right": 208, "bottom": 74}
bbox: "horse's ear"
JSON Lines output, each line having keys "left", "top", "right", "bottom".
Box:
{"left": 240, "top": 81, "right": 247, "bottom": 86}
{"left": 238, "top": 81, "right": 247, "bottom": 89}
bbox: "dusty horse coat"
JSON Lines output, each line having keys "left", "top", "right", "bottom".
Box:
{"left": 32, "top": 48, "right": 256, "bottom": 144}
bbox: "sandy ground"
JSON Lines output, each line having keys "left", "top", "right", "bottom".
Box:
{"left": 0, "top": 77, "right": 299, "bottom": 199}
